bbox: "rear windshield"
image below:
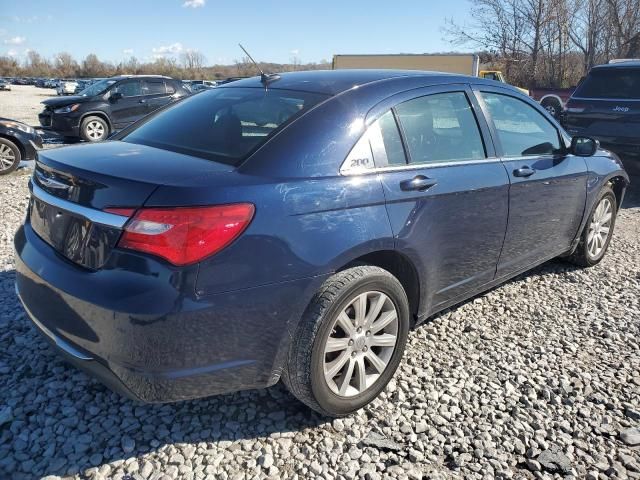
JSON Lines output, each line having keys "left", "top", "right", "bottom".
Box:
{"left": 574, "top": 68, "right": 640, "bottom": 100}
{"left": 122, "top": 87, "right": 328, "bottom": 165}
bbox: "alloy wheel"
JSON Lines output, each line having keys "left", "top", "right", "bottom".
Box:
{"left": 587, "top": 197, "right": 613, "bottom": 258}
{"left": 323, "top": 291, "right": 399, "bottom": 397}
{"left": 86, "top": 121, "right": 105, "bottom": 140}
{"left": 0, "top": 144, "right": 16, "bottom": 171}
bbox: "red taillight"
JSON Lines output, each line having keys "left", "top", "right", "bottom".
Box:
{"left": 116, "top": 204, "right": 255, "bottom": 266}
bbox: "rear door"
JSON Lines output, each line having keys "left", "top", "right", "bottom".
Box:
{"left": 141, "top": 78, "right": 173, "bottom": 115}
{"left": 473, "top": 86, "right": 588, "bottom": 277}
{"left": 353, "top": 85, "right": 509, "bottom": 314}
{"left": 109, "top": 79, "right": 146, "bottom": 127}
{"left": 564, "top": 66, "right": 640, "bottom": 149}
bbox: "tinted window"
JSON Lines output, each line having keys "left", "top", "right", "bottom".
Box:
{"left": 114, "top": 80, "right": 142, "bottom": 97}
{"left": 480, "top": 92, "right": 561, "bottom": 157}
{"left": 369, "top": 110, "right": 406, "bottom": 167}
{"left": 394, "top": 92, "right": 486, "bottom": 164}
{"left": 341, "top": 110, "right": 406, "bottom": 174}
{"left": 165, "top": 81, "right": 176, "bottom": 94}
{"left": 574, "top": 68, "right": 640, "bottom": 100}
{"left": 123, "top": 87, "right": 328, "bottom": 165}
{"left": 142, "top": 79, "right": 166, "bottom": 95}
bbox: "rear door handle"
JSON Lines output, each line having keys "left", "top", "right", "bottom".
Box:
{"left": 139, "top": 99, "right": 147, "bottom": 104}
{"left": 399, "top": 175, "right": 437, "bottom": 192}
{"left": 513, "top": 166, "right": 536, "bottom": 177}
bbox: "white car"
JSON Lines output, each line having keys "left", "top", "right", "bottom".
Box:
{"left": 56, "top": 80, "right": 78, "bottom": 96}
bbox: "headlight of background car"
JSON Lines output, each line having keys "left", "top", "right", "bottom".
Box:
{"left": 0, "top": 120, "right": 35, "bottom": 134}
{"left": 54, "top": 104, "right": 80, "bottom": 114}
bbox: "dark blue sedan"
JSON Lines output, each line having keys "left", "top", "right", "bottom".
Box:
{"left": 14, "top": 70, "right": 629, "bottom": 416}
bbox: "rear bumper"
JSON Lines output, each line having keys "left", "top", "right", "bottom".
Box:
{"left": 14, "top": 222, "right": 325, "bottom": 403}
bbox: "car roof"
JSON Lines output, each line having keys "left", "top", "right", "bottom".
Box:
{"left": 218, "top": 69, "right": 496, "bottom": 95}
{"left": 592, "top": 61, "right": 640, "bottom": 70}
{"left": 109, "top": 75, "right": 173, "bottom": 80}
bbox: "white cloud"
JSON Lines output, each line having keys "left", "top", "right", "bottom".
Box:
{"left": 123, "top": 48, "right": 134, "bottom": 55}
{"left": 290, "top": 49, "right": 300, "bottom": 56}
{"left": 152, "top": 42, "right": 183, "bottom": 57}
{"left": 4, "top": 36, "right": 26, "bottom": 46}
{"left": 183, "top": 0, "right": 205, "bottom": 7}
{"left": 7, "top": 49, "right": 18, "bottom": 57}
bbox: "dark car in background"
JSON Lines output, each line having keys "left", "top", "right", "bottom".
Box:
{"left": 15, "top": 70, "right": 627, "bottom": 416}
{"left": 563, "top": 61, "right": 640, "bottom": 165}
{"left": 0, "top": 118, "right": 43, "bottom": 175}
{"left": 39, "top": 75, "right": 189, "bottom": 142}
{"left": 0, "top": 79, "right": 11, "bottom": 91}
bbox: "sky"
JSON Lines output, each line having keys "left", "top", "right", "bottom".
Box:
{"left": 0, "top": 0, "right": 475, "bottom": 65}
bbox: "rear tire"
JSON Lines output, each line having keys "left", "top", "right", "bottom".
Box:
{"left": 80, "top": 116, "right": 109, "bottom": 142}
{"left": 567, "top": 185, "right": 617, "bottom": 267}
{"left": 283, "top": 266, "right": 410, "bottom": 417}
{"left": 541, "top": 98, "right": 562, "bottom": 118}
{"left": 0, "top": 138, "right": 21, "bottom": 175}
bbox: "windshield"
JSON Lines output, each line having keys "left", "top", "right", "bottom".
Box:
{"left": 79, "top": 78, "right": 117, "bottom": 97}
{"left": 122, "top": 87, "right": 329, "bottom": 165}
{"left": 574, "top": 68, "right": 640, "bottom": 100}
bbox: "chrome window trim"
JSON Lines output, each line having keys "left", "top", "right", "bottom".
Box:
{"left": 341, "top": 157, "right": 503, "bottom": 176}
{"left": 29, "top": 180, "right": 129, "bottom": 228}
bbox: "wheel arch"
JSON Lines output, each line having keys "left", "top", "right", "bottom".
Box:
{"left": 0, "top": 133, "right": 24, "bottom": 159}
{"left": 540, "top": 94, "right": 563, "bottom": 106}
{"left": 338, "top": 249, "right": 421, "bottom": 325}
{"left": 80, "top": 111, "right": 113, "bottom": 131}
{"left": 608, "top": 175, "right": 628, "bottom": 211}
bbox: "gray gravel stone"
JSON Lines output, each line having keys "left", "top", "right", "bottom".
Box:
{"left": 0, "top": 159, "right": 639, "bottom": 480}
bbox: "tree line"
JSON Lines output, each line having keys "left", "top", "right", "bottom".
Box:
{"left": 0, "top": 50, "right": 330, "bottom": 80}
{"left": 444, "top": 0, "right": 640, "bottom": 88}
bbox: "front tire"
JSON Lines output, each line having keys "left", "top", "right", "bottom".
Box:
{"left": 80, "top": 116, "right": 109, "bottom": 142}
{"left": 0, "top": 138, "right": 21, "bottom": 175}
{"left": 283, "top": 266, "right": 410, "bottom": 417}
{"left": 567, "top": 185, "right": 617, "bottom": 267}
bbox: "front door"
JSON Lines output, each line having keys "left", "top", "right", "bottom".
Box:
{"left": 355, "top": 86, "right": 510, "bottom": 315}
{"left": 109, "top": 80, "right": 147, "bottom": 128}
{"left": 474, "top": 87, "right": 588, "bottom": 278}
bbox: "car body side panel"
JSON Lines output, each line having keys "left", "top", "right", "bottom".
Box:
{"left": 381, "top": 163, "right": 509, "bottom": 316}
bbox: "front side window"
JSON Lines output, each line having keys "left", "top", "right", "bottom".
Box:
{"left": 114, "top": 80, "right": 142, "bottom": 97}
{"left": 123, "top": 87, "right": 328, "bottom": 165}
{"left": 394, "top": 92, "right": 486, "bottom": 164}
{"left": 480, "top": 92, "right": 561, "bottom": 157}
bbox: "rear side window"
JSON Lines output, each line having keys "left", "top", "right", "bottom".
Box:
{"left": 394, "top": 92, "right": 486, "bottom": 164}
{"left": 142, "top": 79, "right": 166, "bottom": 95}
{"left": 123, "top": 87, "right": 328, "bottom": 165}
{"left": 480, "top": 92, "right": 561, "bottom": 157}
{"left": 165, "top": 81, "right": 176, "bottom": 94}
{"left": 574, "top": 68, "right": 640, "bottom": 100}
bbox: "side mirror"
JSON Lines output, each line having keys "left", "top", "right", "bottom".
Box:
{"left": 570, "top": 136, "right": 599, "bottom": 156}
{"left": 110, "top": 91, "right": 123, "bottom": 102}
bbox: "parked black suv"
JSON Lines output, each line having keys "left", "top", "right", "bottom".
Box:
{"left": 563, "top": 61, "right": 640, "bottom": 160}
{"left": 39, "top": 75, "right": 189, "bottom": 142}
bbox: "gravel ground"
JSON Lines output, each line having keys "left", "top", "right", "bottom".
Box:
{"left": 0, "top": 170, "right": 638, "bottom": 480}
{"left": 0, "top": 125, "right": 639, "bottom": 478}
{"left": 0, "top": 85, "right": 55, "bottom": 126}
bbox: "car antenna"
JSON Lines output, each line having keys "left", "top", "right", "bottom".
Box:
{"left": 238, "top": 43, "right": 280, "bottom": 87}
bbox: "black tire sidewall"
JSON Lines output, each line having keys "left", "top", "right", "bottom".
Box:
{"left": 0, "top": 138, "right": 21, "bottom": 175}
{"left": 309, "top": 273, "right": 409, "bottom": 415}
{"left": 582, "top": 188, "right": 617, "bottom": 265}
{"left": 81, "top": 116, "right": 108, "bottom": 142}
